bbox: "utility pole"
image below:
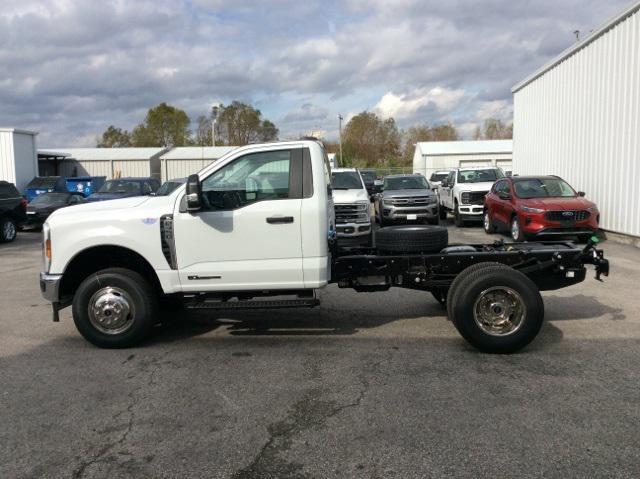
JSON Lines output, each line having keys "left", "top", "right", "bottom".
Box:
{"left": 338, "top": 114, "right": 344, "bottom": 167}
{"left": 211, "top": 106, "right": 219, "bottom": 146}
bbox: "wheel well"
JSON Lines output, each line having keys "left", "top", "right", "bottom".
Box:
{"left": 60, "top": 245, "right": 162, "bottom": 299}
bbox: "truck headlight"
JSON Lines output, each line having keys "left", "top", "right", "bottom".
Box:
{"left": 460, "top": 192, "right": 471, "bottom": 205}
{"left": 356, "top": 201, "right": 370, "bottom": 223}
{"left": 42, "top": 222, "right": 52, "bottom": 273}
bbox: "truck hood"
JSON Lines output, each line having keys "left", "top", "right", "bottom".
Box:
{"left": 86, "top": 192, "right": 140, "bottom": 202}
{"left": 332, "top": 188, "right": 369, "bottom": 203}
{"left": 53, "top": 196, "right": 151, "bottom": 215}
{"left": 457, "top": 182, "right": 495, "bottom": 192}
{"left": 382, "top": 189, "right": 435, "bottom": 199}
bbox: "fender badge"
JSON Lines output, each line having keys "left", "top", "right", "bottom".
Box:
{"left": 142, "top": 218, "right": 158, "bottom": 225}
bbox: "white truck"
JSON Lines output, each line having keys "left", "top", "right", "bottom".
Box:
{"left": 330, "top": 168, "right": 372, "bottom": 246}
{"left": 438, "top": 167, "right": 505, "bottom": 226}
{"left": 39, "top": 140, "right": 609, "bottom": 353}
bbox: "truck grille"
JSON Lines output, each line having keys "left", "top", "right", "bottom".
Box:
{"left": 335, "top": 203, "right": 369, "bottom": 224}
{"left": 460, "top": 191, "right": 488, "bottom": 205}
{"left": 545, "top": 210, "right": 590, "bottom": 222}
{"left": 387, "top": 196, "right": 434, "bottom": 206}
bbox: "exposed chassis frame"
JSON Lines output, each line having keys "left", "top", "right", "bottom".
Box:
{"left": 332, "top": 240, "right": 609, "bottom": 293}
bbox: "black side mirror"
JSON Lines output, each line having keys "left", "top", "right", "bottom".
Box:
{"left": 498, "top": 192, "right": 512, "bottom": 201}
{"left": 578, "top": 191, "right": 586, "bottom": 197}
{"left": 186, "top": 174, "right": 202, "bottom": 211}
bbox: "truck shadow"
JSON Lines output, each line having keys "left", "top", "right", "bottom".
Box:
{"left": 543, "top": 294, "right": 625, "bottom": 321}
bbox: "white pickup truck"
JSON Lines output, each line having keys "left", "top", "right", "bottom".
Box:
{"left": 39, "top": 140, "right": 609, "bottom": 353}
{"left": 438, "top": 167, "right": 505, "bottom": 226}
{"left": 330, "top": 168, "right": 372, "bottom": 246}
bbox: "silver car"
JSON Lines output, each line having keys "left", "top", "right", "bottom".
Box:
{"left": 374, "top": 174, "right": 439, "bottom": 226}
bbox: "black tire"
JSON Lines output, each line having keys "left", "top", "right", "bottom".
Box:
{"left": 510, "top": 215, "right": 525, "bottom": 242}
{"left": 72, "top": 268, "right": 158, "bottom": 348}
{"left": 446, "top": 262, "right": 511, "bottom": 320}
{"left": 0, "top": 216, "right": 17, "bottom": 243}
{"left": 454, "top": 202, "right": 463, "bottom": 227}
{"left": 450, "top": 267, "right": 544, "bottom": 354}
{"left": 375, "top": 225, "right": 448, "bottom": 254}
{"left": 439, "top": 204, "right": 447, "bottom": 220}
{"left": 427, "top": 216, "right": 439, "bottom": 225}
{"left": 483, "top": 210, "right": 496, "bottom": 234}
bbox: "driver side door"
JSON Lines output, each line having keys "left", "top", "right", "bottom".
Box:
{"left": 173, "top": 147, "right": 305, "bottom": 291}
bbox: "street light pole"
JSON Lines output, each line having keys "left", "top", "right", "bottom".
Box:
{"left": 338, "top": 114, "right": 343, "bottom": 167}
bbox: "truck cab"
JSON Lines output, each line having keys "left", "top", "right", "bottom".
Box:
{"left": 331, "top": 168, "right": 372, "bottom": 246}
{"left": 438, "top": 166, "right": 504, "bottom": 226}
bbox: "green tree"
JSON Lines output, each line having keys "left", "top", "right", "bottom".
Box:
{"left": 342, "top": 111, "right": 400, "bottom": 167}
{"left": 400, "top": 123, "right": 459, "bottom": 165}
{"left": 96, "top": 125, "right": 132, "bottom": 147}
{"left": 130, "top": 102, "right": 191, "bottom": 147}
{"left": 213, "top": 101, "right": 279, "bottom": 146}
{"left": 474, "top": 118, "right": 513, "bottom": 140}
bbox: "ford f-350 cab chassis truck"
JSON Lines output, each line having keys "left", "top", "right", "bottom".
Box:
{"left": 39, "top": 140, "right": 609, "bottom": 353}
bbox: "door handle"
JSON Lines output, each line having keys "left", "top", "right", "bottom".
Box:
{"left": 266, "top": 216, "right": 294, "bottom": 224}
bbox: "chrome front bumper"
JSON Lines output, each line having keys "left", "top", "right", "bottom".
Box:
{"left": 40, "top": 272, "right": 62, "bottom": 303}
{"left": 382, "top": 203, "right": 438, "bottom": 219}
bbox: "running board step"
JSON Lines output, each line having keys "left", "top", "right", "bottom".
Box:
{"left": 184, "top": 298, "right": 320, "bottom": 310}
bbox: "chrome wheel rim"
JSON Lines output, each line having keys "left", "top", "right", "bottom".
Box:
{"left": 3, "top": 221, "right": 15, "bottom": 240}
{"left": 473, "top": 286, "right": 525, "bottom": 336}
{"left": 511, "top": 218, "right": 519, "bottom": 240}
{"left": 88, "top": 286, "right": 135, "bottom": 335}
{"left": 484, "top": 213, "right": 490, "bottom": 231}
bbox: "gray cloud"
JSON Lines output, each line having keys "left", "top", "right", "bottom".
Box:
{"left": 0, "top": 0, "right": 631, "bottom": 145}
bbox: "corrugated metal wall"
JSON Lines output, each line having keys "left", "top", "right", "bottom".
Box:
{"left": 162, "top": 159, "right": 214, "bottom": 181}
{"left": 513, "top": 8, "right": 640, "bottom": 237}
{"left": 0, "top": 132, "right": 16, "bottom": 184}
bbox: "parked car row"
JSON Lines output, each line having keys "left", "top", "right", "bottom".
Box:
{"left": 434, "top": 166, "right": 599, "bottom": 242}
{"left": 0, "top": 176, "right": 178, "bottom": 243}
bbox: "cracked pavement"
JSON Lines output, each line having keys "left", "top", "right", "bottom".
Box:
{"left": 2, "top": 226, "right": 640, "bottom": 478}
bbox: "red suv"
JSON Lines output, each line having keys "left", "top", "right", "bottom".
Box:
{"left": 483, "top": 176, "right": 599, "bottom": 242}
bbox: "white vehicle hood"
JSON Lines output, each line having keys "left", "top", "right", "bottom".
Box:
{"left": 457, "top": 182, "right": 495, "bottom": 192}
{"left": 332, "top": 188, "right": 369, "bottom": 204}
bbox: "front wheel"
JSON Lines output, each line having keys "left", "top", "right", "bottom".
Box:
{"left": 450, "top": 267, "right": 544, "bottom": 353}
{"left": 439, "top": 205, "right": 447, "bottom": 220}
{"left": 510, "top": 216, "right": 525, "bottom": 242}
{"left": 0, "top": 217, "right": 17, "bottom": 243}
{"left": 483, "top": 211, "right": 496, "bottom": 234}
{"left": 454, "top": 203, "right": 463, "bottom": 227}
{"left": 72, "top": 268, "right": 158, "bottom": 348}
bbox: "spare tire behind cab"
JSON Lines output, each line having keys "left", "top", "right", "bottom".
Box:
{"left": 375, "top": 225, "right": 448, "bottom": 254}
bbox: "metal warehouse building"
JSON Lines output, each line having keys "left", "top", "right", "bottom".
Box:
{"left": 412, "top": 140, "right": 513, "bottom": 178}
{"left": 38, "top": 146, "right": 237, "bottom": 183}
{"left": 512, "top": 1, "right": 640, "bottom": 238}
{"left": 0, "top": 128, "right": 38, "bottom": 191}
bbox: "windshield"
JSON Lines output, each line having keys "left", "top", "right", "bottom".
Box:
{"left": 513, "top": 178, "right": 576, "bottom": 199}
{"left": 98, "top": 180, "right": 142, "bottom": 194}
{"left": 384, "top": 176, "right": 429, "bottom": 190}
{"left": 155, "top": 181, "right": 184, "bottom": 196}
{"left": 331, "top": 171, "right": 363, "bottom": 190}
{"left": 30, "top": 193, "right": 69, "bottom": 206}
{"left": 457, "top": 169, "right": 504, "bottom": 183}
{"left": 429, "top": 173, "right": 449, "bottom": 182}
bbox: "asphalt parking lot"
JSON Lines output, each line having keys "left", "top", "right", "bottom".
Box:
{"left": 2, "top": 223, "right": 640, "bottom": 478}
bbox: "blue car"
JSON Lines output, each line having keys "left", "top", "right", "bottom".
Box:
{"left": 86, "top": 177, "right": 161, "bottom": 202}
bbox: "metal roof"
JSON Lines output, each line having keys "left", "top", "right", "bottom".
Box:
{"left": 417, "top": 140, "right": 512, "bottom": 156}
{"left": 39, "top": 147, "right": 166, "bottom": 161}
{"left": 159, "top": 146, "right": 236, "bottom": 160}
{"left": 512, "top": 0, "right": 640, "bottom": 93}
{"left": 0, "top": 127, "right": 38, "bottom": 135}
{"left": 38, "top": 149, "right": 70, "bottom": 158}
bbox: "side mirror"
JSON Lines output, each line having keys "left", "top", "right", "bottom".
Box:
{"left": 578, "top": 191, "right": 586, "bottom": 197}
{"left": 186, "top": 174, "right": 202, "bottom": 211}
{"left": 431, "top": 186, "right": 438, "bottom": 192}
{"left": 498, "top": 192, "right": 512, "bottom": 201}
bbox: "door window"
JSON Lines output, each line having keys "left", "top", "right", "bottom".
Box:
{"left": 201, "top": 150, "right": 292, "bottom": 210}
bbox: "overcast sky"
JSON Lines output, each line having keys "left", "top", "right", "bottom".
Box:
{"left": 0, "top": 0, "right": 632, "bottom": 146}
